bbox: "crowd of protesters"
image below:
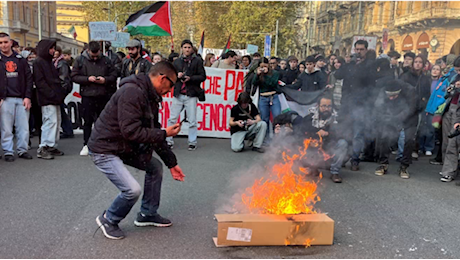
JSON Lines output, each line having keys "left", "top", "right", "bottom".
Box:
{"left": 2, "top": 33, "right": 460, "bottom": 185}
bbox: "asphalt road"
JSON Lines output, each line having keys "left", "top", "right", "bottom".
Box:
{"left": 1, "top": 135, "right": 459, "bottom": 258}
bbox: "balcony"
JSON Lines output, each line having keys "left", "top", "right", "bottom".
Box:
{"left": 11, "top": 20, "right": 30, "bottom": 33}
{"left": 394, "top": 8, "right": 460, "bottom": 28}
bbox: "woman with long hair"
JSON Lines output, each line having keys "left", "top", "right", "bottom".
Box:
{"left": 204, "top": 53, "right": 216, "bottom": 67}
{"left": 251, "top": 58, "right": 281, "bottom": 144}
{"left": 326, "top": 57, "right": 345, "bottom": 109}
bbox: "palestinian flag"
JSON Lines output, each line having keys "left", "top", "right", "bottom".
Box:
{"left": 197, "top": 30, "right": 204, "bottom": 56}
{"left": 218, "top": 34, "right": 231, "bottom": 59}
{"left": 124, "top": 2, "right": 172, "bottom": 37}
{"left": 68, "top": 25, "right": 77, "bottom": 39}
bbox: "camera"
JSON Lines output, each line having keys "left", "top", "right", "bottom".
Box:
{"left": 448, "top": 126, "right": 460, "bottom": 139}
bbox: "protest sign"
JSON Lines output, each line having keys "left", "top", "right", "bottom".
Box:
{"left": 89, "top": 22, "right": 117, "bottom": 41}
{"left": 111, "top": 32, "right": 130, "bottom": 48}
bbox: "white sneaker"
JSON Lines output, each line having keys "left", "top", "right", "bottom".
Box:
{"left": 80, "top": 145, "right": 89, "bottom": 156}
{"left": 425, "top": 151, "right": 432, "bottom": 156}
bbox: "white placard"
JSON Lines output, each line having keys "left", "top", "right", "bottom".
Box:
{"left": 89, "top": 22, "right": 117, "bottom": 41}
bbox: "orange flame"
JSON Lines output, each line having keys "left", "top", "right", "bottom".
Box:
{"left": 241, "top": 137, "right": 330, "bottom": 215}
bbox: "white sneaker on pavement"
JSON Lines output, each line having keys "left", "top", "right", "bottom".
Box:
{"left": 80, "top": 145, "right": 89, "bottom": 156}
{"left": 425, "top": 151, "right": 432, "bottom": 156}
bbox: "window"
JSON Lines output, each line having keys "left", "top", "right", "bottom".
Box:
{"left": 390, "top": 2, "right": 395, "bottom": 21}
{"left": 406, "top": 2, "right": 413, "bottom": 14}
{"left": 379, "top": 3, "right": 384, "bottom": 24}
{"left": 422, "top": 2, "right": 429, "bottom": 9}
{"left": 13, "top": 2, "right": 19, "bottom": 20}
{"left": 25, "top": 6, "right": 30, "bottom": 25}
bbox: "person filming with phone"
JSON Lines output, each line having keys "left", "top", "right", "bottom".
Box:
{"left": 71, "top": 41, "right": 118, "bottom": 156}
{"left": 229, "top": 92, "right": 267, "bottom": 153}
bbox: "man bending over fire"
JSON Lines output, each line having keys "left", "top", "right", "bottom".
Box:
{"left": 293, "top": 94, "right": 349, "bottom": 183}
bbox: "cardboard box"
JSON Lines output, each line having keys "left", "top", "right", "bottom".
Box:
{"left": 213, "top": 214, "right": 334, "bottom": 247}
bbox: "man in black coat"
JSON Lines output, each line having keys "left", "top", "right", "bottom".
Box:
{"left": 88, "top": 62, "right": 184, "bottom": 240}
{"left": 281, "top": 55, "right": 299, "bottom": 85}
{"left": 286, "top": 55, "right": 326, "bottom": 92}
{"left": 34, "top": 39, "right": 68, "bottom": 159}
{"left": 334, "top": 40, "right": 375, "bottom": 171}
{"left": 374, "top": 80, "right": 418, "bottom": 179}
{"left": 71, "top": 41, "right": 118, "bottom": 156}
{"left": 167, "top": 39, "right": 206, "bottom": 151}
{"left": 0, "top": 32, "right": 33, "bottom": 161}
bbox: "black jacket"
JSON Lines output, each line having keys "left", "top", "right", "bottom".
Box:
{"left": 88, "top": 74, "right": 177, "bottom": 169}
{"left": 335, "top": 58, "right": 375, "bottom": 107}
{"left": 0, "top": 51, "right": 33, "bottom": 100}
{"left": 400, "top": 69, "right": 431, "bottom": 113}
{"left": 120, "top": 56, "right": 152, "bottom": 79}
{"left": 172, "top": 54, "right": 206, "bottom": 98}
{"left": 106, "top": 50, "right": 122, "bottom": 95}
{"left": 33, "top": 39, "right": 67, "bottom": 106}
{"left": 71, "top": 51, "right": 118, "bottom": 97}
{"left": 57, "top": 59, "right": 72, "bottom": 95}
{"left": 282, "top": 68, "right": 299, "bottom": 85}
{"left": 286, "top": 68, "right": 326, "bottom": 92}
{"left": 374, "top": 80, "right": 418, "bottom": 128}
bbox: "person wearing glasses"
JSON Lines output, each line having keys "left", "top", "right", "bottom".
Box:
{"left": 167, "top": 39, "right": 206, "bottom": 151}
{"left": 88, "top": 61, "right": 185, "bottom": 240}
{"left": 334, "top": 39, "right": 375, "bottom": 172}
{"left": 71, "top": 41, "right": 118, "bottom": 156}
{"left": 120, "top": 40, "right": 152, "bottom": 79}
{"left": 293, "top": 94, "right": 348, "bottom": 183}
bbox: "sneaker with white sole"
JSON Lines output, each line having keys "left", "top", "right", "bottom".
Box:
{"left": 95, "top": 211, "right": 125, "bottom": 239}
{"left": 188, "top": 144, "right": 197, "bottom": 151}
{"left": 440, "top": 175, "right": 454, "bottom": 182}
{"left": 80, "top": 145, "right": 89, "bottom": 156}
{"left": 134, "top": 212, "right": 172, "bottom": 227}
{"left": 425, "top": 151, "right": 433, "bottom": 156}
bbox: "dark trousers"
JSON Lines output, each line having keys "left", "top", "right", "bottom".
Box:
{"left": 81, "top": 96, "right": 108, "bottom": 145}
{"left": 60, "top": 103, "right": 74, "bottom": 136}
{"left": 377, "top": 124, "right": 417, "bottom": 167}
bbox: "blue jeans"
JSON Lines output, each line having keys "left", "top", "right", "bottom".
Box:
{"left": 40, "top": 105, "right": 61, "bottom": 148}
{"left": 90, "top": 152, "right": 164, "bottom": 224}
{"left": 397, "top": 130, "right": 405, "bottom": 159}
{"left": 258, "top": 94, "right": 281, "bottom": 140}
{"left": 418, "top": 113, "right": 435, "bottom": 152}
{"left": 0, "top": 97, "right": 30, "bottom": 155}
{"left": 330, "top": 139, "right": 349, "bottom": 174}
{"left": 167, "top": 95, "right": 198, "bottom": 146}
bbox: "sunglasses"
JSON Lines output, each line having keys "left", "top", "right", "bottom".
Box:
{"left": 160, "top": 73, "right": 176, "bottom": 86}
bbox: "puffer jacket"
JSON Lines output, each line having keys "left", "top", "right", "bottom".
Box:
{"left": 426, "top": 68, "right": 457, "bottom": 115}
{"left": 71, "top": 51, "right": 117, "bottom": 97}
{"left": 33, "top": 39, "right": 67, "bottom": 106}
{"left": 88, "top": 74, "right": 177, "bottom": 169}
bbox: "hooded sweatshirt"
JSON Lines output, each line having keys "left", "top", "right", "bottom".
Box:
{"left": 33, "top": 39, "right": 67, "bottom": 106}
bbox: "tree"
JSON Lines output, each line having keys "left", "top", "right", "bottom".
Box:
{"left": 192, "top": 1, "right": 231, "bottom": 49}
{"left": 217, "top": 1, "right": 302, "bottom": 57}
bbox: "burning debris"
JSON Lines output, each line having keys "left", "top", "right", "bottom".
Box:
{"left": 213, "top": 137, "right": 335, "bottom": 247}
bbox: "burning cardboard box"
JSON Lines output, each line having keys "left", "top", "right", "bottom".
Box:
{"left": 213, "top": 214, "right": 334, "bottom": 247}
{"left": 214, "top": 138, "right": 335, "bottom": 247}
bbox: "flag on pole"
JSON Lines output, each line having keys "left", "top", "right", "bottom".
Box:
{"left": 219, "top": 34, "right": 231, "bottom": 59}
{"left": 197, "top": 30, "right": 205, "bottom": 56}
{"left": 68, "top": 25, "right": 77, "bottom": 40}
{"left": 124, "top": 1, "right": 173, "bottom": 37}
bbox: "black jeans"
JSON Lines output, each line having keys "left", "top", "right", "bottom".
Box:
{"left": 81, "top": 96, "right": 108, "bottom": 145}
{"left": 60, "top": 103, "right": 74, "bottom": 136}
{"left": 377, "top": 124, "right": 417, "bottom": 167}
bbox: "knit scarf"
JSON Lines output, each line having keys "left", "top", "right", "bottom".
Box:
{"left": 309, "top": 106, "right": 338, "bottom": 129}
{"left": 53, "top": 54, "right": 65, "bottom": 68}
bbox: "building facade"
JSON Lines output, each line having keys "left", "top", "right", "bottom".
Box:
{"left": 309, "top": 1, "right": 460, "bottom": 63}
{"left": 56, "top": 1, "right": 89, "bottom": 43}
{"left": 0, "top": 1, "right": 84, "bottom": 56}
{"left": 0, "top": 1, "right": 57, "bottom": 47}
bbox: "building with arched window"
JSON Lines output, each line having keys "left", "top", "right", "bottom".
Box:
{"left": 309, "top": 1, "right": 460, "bottom": 63}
